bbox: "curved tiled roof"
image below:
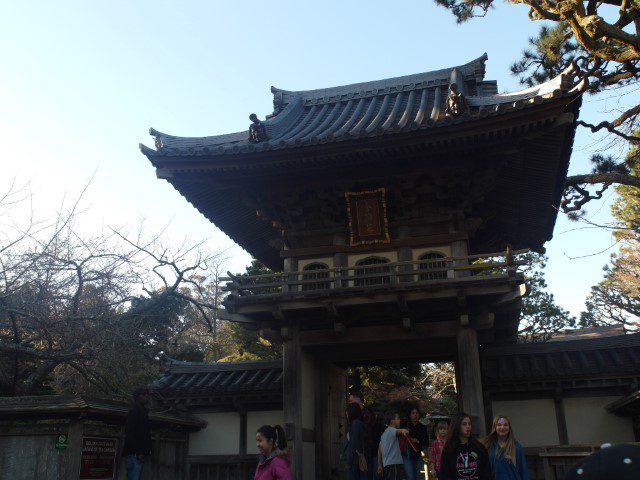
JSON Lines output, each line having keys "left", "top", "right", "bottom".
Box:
{"left": 482, "top": 333, "right": 640, "bottom": 384}
{"left": 151, "top": 358, "right": 283, "bottom": 399}
{"left": 141, "top": 54, "right": 575, "bottom": 159}
{"left": 0, "top": 395, "right": 205, "bottom": 428}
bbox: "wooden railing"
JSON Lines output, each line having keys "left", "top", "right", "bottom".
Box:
{"left": 222, "top": 248, "right": 528, "bottom": 297}
{"left": 189, "top": 455, "right": 256, "bottom": 480}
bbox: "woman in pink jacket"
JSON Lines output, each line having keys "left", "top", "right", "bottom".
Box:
{"left": 254, "top": 424, "right": 291, "bottom": 480}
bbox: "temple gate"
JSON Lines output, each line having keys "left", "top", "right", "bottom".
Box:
{"left": 142, "top": 54, "right": 581, "bottom": 479}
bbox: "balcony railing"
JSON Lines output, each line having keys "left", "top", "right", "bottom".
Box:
{"left": 222, "top": 248, "right": 528, "bottom": 298}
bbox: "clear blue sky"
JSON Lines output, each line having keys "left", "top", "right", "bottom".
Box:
{"left": 1, "top": 1, "right": 628, "bottom": 317}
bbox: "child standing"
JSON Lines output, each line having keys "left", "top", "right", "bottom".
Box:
{"left": 429, "top": 419, "right": 449, "bottom": 479}
{"left": 254, "top": 424, "right": 291, "bottom": 480}
{"left": 377, "top": 412, "right": 410, "bottom": 480}
{"left": 439, "top": 413, "right": 490, "bottom": 480}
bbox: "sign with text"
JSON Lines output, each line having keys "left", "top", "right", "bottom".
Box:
{"left": 79, "top": 436, "right": 117, "bottom": 480}
{"left": 345, "top": 188, "right": 390, "bottom": 246}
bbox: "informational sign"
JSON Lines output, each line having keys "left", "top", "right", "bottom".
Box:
{"left": 79, "top": 436, "right": 117, "bottom": 480}
{"left": 55, "top": 434, "right": 68, "bottom": 450}
{"left": 345, "top": 188, "right": 390, "bottom": 246}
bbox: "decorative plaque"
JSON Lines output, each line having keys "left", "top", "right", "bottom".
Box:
{"left": 344, "top": 188, "right": 390, "bottom": 246}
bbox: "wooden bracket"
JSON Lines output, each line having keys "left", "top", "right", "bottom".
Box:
{"left": 473, "top": 312, "right": 495, "bottom": 330}
{"left": 457, "top": 292, "right": 468, "bottom": 310}
{"left": 402, "top": 317, "right": 412, "bottom": 330}
{"left": 280, "top": 326, "right": 291, "bottom": 340}
{"left": 397, "top": 295, "right": 409, "bottom": 313}
{"left": 325, "top": 303, "right": 339, "bottom": 319}
{"left": 272, "top": 306, "right": 286, "bottom": 322}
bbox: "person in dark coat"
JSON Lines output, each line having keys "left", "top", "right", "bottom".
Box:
{"left": 401, "top": 407, "right": 429, "bottom": 480}
{"left": 349, "top": 394, "right": 375, "bottom": 474}
{"left": 123, "top": 386, "right": 152, "bottom": 480}
{"left": 343, "top": 402, "right": 367, "bottom": 480}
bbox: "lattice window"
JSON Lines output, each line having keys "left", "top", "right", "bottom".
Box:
{"left": 418, "top": 252, "right": 448, "bottom": 280}
{"left": 301, "top": 262, "right": 330, "bottom": 291}
{"left": 354, "top": 256, "right": 390, "bottom": 287}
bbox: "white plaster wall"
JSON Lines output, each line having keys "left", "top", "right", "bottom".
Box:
{"left": 492, "top": 399, "right": 559, "bottom": 447}
{"left": 188, "top": 412, "right": 240, "bottom": 456}
{"left": 246, "top": 410, "right": 284, "bottom": 454}
{"left": 301, "top": 353, "right": 316, "bottom": 429}
{"left": 303, "top": 442, "right": 316, "bottom": 480}
{"left": 564, "top": 396, "right": 635, "bottom": 445}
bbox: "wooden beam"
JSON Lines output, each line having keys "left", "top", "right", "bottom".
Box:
{"left": 280, "top": 232, "right": 468, "bottom": 258}
{"left": 457, "top": 328, "right": 486, "bottom": 435}
{"left": 300, "top": 321, "right": 458, "bottom": 347}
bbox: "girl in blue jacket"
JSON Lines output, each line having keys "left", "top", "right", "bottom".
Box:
{"left": 482, "top": 416, "right": 529, "bottom": 480}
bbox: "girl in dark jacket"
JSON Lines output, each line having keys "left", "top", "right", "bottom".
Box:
{"left": 439, "top": 413, "right": 491, "bottom": 480}
{"left": 343, "top": 403, "right": 367, "bottom": 480}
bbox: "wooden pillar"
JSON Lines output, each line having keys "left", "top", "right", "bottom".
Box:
{"left": 283, "top": 258, "right": 298, "bottom": 293}
{"left": 315, "top": 362, "right": 328, "bottom": 480}
{"left": 333, "top": 233, "right": 348, "bottom": 289}
{"left": 457, "top": 327, "right": 486, "bottom": 435}
{"left": 397, "top": 227, "right": 413, "bottom": 284}
{"left": 632, "top": 415, "right": 640, "bottom": 442}
{"left": 283, "top": 322, "right": 303, "bottom": 479}
{"left": 60, "top": 418, "right": 83, "bottom": 480}
{"left": 554, "top": 393, "right": 568, "bottom": 445}
{"left": 239, "top": 409, "right": 248, "bottom": 479}
{"left": 451, "top": 239, "right": 469, "bottom": 278}
{"left": 483, "top": 390, "right": 493, "bottom": 433}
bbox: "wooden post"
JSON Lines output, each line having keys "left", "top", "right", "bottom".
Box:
{"left": 457, "top": 327, "right": 486, "bottom": 435}
{"left": 397, "top": 247, "right": 413, "bottom": 283}
{"left": 397, "top": 227, "right": 413, "bottom": 283}
{"left": 315, "top": 362, "right": 328, "bottom": 480}
{"left": 554, "top": 393, "right": 568, "bottom": 445}
{"left": 632, "top": 414, "right": 640, "bottom": 442}
{"left": 451, "top": 239, "right": 469, "bottom": 278}
{"left": 60, "top": 418, "right": 83, "bottom": 480}
{"left": 240, "top": 409, "right": 248, "bottom": 479}
{"left": 333, "top": 233, "right": 348, "bottom": 289}
{"left": 283, "top": 257, "right": 298, "bottom": 293}
{"left": 283, "top": 322, "right": 303, "bottom": 479}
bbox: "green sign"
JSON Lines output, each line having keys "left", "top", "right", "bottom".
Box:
{"left": 55, "top": 434, "right": 68, "bottom": 450}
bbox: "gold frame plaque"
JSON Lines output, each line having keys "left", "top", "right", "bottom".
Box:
{"left": 345, "top": 188, "right": 390, "bottom": 246}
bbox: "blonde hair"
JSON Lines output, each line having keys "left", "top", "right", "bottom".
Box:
{"left": 482, "top": 415, "right": 517, "bottom": 465}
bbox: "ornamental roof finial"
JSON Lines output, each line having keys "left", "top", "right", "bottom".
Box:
{"left": 248, "top": 113, "right": 268, "bottom": 143}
